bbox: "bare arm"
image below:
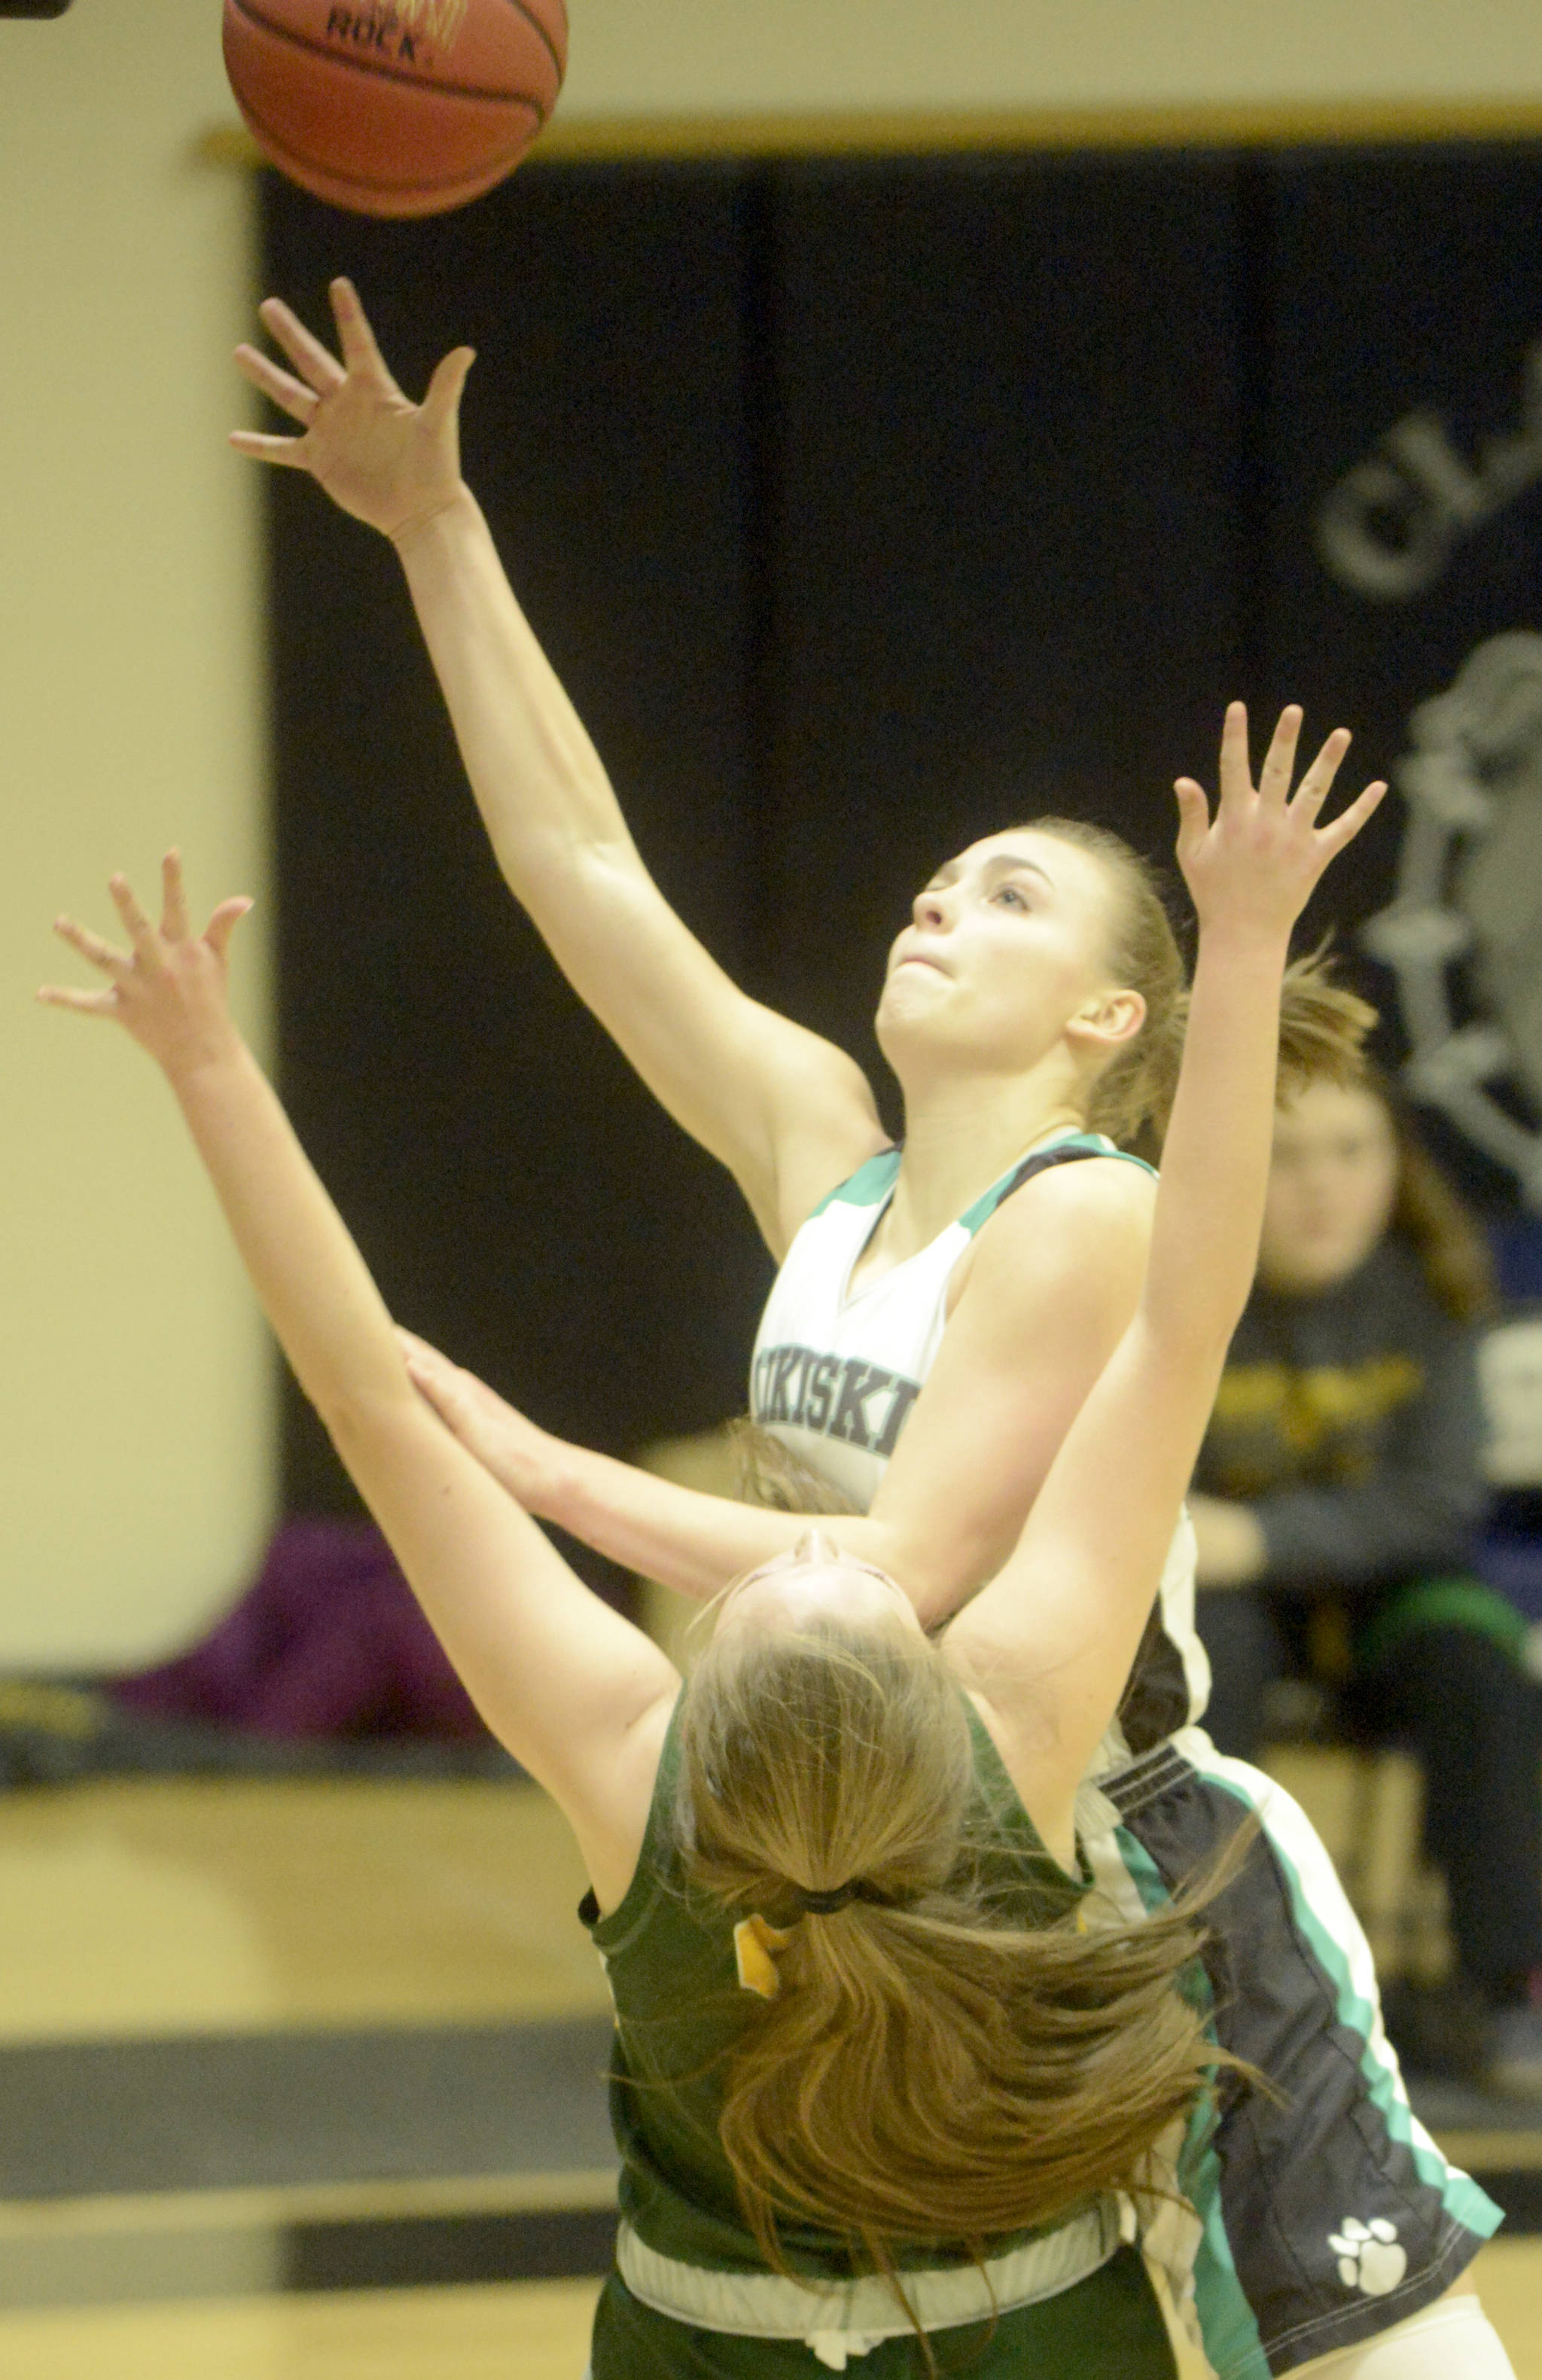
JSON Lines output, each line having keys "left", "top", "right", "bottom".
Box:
{"left": 41, "top": 858, "right": 678, "bottom": 1908}
{"left": 231, "top": 281, "right": 884, "bottom": 1254}
{"left": 398, "top": 1155, "right": 1154, "bottom": 1619}
{"left": 944, "top": 707, "right": 1387, "bottom": 1840}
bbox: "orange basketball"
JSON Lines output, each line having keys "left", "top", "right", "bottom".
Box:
{"left": 223, "top": 0, "right": 568, "bottom": 218}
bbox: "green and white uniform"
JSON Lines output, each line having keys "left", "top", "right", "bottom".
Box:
{"left": 751, "top": 1133, "right": 1205, "bottom": 1767}
{"left": 583, "top": 1692, "right": 1185, "bottom": 2376}
{"left": 747, "top": 1140, "right": 1500, "bottom": 2376}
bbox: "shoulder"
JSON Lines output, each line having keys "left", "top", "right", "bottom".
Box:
{"left": 962, "top": 1152, "right": 1155, "bottom": 1294}
{"left": 572, "top": 1684, "right": 684, "bottom": 1921}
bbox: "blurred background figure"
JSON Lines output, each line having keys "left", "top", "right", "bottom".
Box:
{"left": 1192, "top": 1071, "right": 1542, "bottom": 2093}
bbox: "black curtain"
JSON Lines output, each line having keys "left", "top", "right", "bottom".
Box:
{"left": 258, "top": 143, "right": 1542, "bottom": 1517}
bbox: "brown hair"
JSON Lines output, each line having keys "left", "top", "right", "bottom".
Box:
{"left": 1022, "top": 818, "right": 1377, "bottom": 1150}
{"left": 1357, "top": 1069, "right": 1497, "bottom": 1324}
{"left": 676, "top": 1615, "right": 1247, "bottom": 2322}
{"left": 727, "top": 1418, "right": 861, "bottom": 1516}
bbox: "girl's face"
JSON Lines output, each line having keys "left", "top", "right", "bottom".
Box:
{"left": 875, "top": 830, "right": 1137, "bottom": 1083}
{"left": 1259, "top": 1080, "right": 1400, "bottom": 1295}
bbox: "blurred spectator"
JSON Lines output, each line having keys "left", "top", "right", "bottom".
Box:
{"left": 1192, "top": 1071, "right": 1542, "bottom": 2093}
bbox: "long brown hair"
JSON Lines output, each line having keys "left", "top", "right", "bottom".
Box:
{"left": 676, "top": 1614, "right": 1246, "bottom": 2306}
{"left": 1023, "top": 818, "right": 1377, "bottom": 1149}
{"left": 1364, "top": 1068, "right": 1497, "bottom": 1324}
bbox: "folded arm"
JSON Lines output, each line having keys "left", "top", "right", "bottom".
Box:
{"left": 41, "top": 858, "right": 678, "bottom": 1908}
{"left": 232, "top": 282, "right": 883, "bottom": 1255}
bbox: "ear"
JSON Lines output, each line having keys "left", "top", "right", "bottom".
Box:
{"left": 1065, "top": 987, "right": 1147, "bottom": 1058}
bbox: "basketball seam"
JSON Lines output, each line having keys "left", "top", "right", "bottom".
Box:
{"left": 229, "top": 0, "right": 554, "bottom": 116}
{"left": 495, "top": 0, "right": 562, "bottom": 83}
{"left": 237, "top": 83, "right": 538, "bottom": 193}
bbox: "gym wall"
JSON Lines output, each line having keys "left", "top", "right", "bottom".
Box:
{"left": 4, "top": 0, "right": 1542, "bottom": 1660}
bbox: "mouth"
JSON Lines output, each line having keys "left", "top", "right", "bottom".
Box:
{"left": 894, "top": 952, "right": 949, "bottom": 977}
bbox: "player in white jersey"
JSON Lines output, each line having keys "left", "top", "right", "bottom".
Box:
{"left": 232, "top": 288, "right": 1506, "bottom": 2376}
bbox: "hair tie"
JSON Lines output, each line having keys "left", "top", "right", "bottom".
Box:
{"left": 794, "top": 1879, "right": 913, "bottom": 1917}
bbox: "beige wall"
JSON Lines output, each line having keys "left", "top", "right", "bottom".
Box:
{"left": 0, "top": 0, "right": 273, "bottom": 1664}
{"left": 559, "top": 0, "right": 1542, "bottom": 117}
{"left": 0, "top": 0, "right": 1536, "bottom": 1666}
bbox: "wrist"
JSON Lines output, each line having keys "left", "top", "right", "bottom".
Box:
{"left": 1192, "top": 917, "right": 1292, "bottom": 968}
{"left": 162, "top": 1019, "right": 248, "bottom": 1097}
{"left": 389, "top": 483, "right": 479, "bottom": 557}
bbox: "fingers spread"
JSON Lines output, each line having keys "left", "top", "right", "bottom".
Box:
{"left": 108, "top": 875, "right": 162, "bottom": 968}
{"left": 1291, "top": 725, "right": 1352, "bottom": 813}
{"left": 1217, "top": 700, "right": 1252, "bottom": 803}
{"left": 328, "top": 277, "right": 394, "bottom": 384}
{"left": 1172, "top": 776, "right": 1211, "bottom": 843}
{"left": 228, "top": 430, "right": 312, "bottom": 467}
{"left": 203, "top": 897, "right": 253, "bottom": 961}
{"left": 1257, "top": 705, "right": 1305, "bottom": 806}
{"left": 256, "top": 297, "right": 345, "bottom": 395}
{"left": 53, "top": 915, "right": 129, "bottom": 977}
{"left": 37, "top": 983, "right": 119, "bottom": 1016}
{"left": 1317, "top": 778, "right": 1388, "bottom": 855}
{"left": 161, "top": 850, "right": 190, "bottom": 942}
{"left": 234, "top": 342, "right": 318, "bottom": 428}
{"left": 423, "top": 346, "right": 475, "bottom": 431}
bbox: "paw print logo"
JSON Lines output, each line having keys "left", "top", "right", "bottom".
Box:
{"left": 1328, "top": 2217, "right": 1407, "bottom": 2296}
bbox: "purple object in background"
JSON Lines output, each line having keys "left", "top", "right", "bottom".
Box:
{"left": 110, "top": 1520, "right": 488, "bottom": 1742}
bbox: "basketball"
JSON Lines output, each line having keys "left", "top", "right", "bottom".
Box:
{"left": 222, "top": 0, "right": 568, "bottom": 218}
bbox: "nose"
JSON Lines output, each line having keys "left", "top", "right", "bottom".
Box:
{"left": 913, "top": 887, "right": 949, "bottom": 930}
{"left": 793, "top": 1527, "right": 840, "bottom": 1567}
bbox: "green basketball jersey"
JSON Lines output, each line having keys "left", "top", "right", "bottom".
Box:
{"left": 581, "top": 1692, "right": 1181, "bottom": 2376}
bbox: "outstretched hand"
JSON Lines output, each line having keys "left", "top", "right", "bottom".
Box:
{"left": 39, "top": 854, "right": 250, "bottom": 1076}
{"left": 1174, "top": 702, "right": 1386, "bottom": 940}
{"left": 231, "top": 277, "right": 474, "bottom": 543}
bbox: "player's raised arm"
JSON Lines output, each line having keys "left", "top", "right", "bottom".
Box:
{"left": 231, "top": 280, "right": 884, "bottom": 1254}
{"left": 943, "top": 706, "right": 1387, "bottom": 1840}
{"left": 40, "top": 855, "right": 678, "bottom": 1907}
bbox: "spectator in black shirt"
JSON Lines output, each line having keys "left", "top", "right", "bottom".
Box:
{"left": 1193, "top": 1070, "right": 1542, "bottom": 2093}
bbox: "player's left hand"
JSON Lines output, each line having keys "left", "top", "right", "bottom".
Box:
{"left": 1174, "top": 702, "right": 1387, "bottom": 943}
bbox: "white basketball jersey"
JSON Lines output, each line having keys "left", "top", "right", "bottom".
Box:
{"left": 750, "top": 1132, "right": 1210, "bottom": 1763}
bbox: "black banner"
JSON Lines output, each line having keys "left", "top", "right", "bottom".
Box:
{"left": 259, "top": 142, "right": 1542, "bottom": 1502}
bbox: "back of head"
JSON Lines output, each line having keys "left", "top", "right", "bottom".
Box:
{"left": 678, "top": 1616, "right": 1233, "bottom": 2282}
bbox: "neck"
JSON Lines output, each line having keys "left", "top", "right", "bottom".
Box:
{"left": 885, "top": 1067, "right": 1088, "bottom": 1253}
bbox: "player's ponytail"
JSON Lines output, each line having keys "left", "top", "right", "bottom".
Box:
{"left": 1027, "top": 819, "right": 1376, "bottom": 1149}
{"left": 669, "top": 1619, "right": 1246, "bottom": 2354}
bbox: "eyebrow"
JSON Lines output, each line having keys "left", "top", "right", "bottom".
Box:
{"left": 925, "top": 852, "right": 1056, "bottom": 892}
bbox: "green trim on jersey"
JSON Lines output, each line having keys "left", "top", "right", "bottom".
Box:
{"left": 958, "top": 1132, "right": 1155, "bottom": 1236}
{"left": 809, "top": 1148, "right": 901, "bottom": 1217}
{"left": 1116, "top": 1825, "right": 1269, "bottom": 2380}
{"left": 1194, "top": 1769, "right": 1503, "bottom": 2247}
{"left": 806, "top": 1133, "right": 1154, "bottom": 1235}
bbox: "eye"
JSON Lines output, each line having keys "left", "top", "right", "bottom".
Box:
{"left": 993, "top": 883, "right": 1029, "bottom": 910}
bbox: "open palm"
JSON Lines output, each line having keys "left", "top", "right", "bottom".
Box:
{"left": 231, "top": 276, "right": 474, "bottom": 542}
{"left": 1175, "top": 702, "right": 1387, "bottom": 942}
